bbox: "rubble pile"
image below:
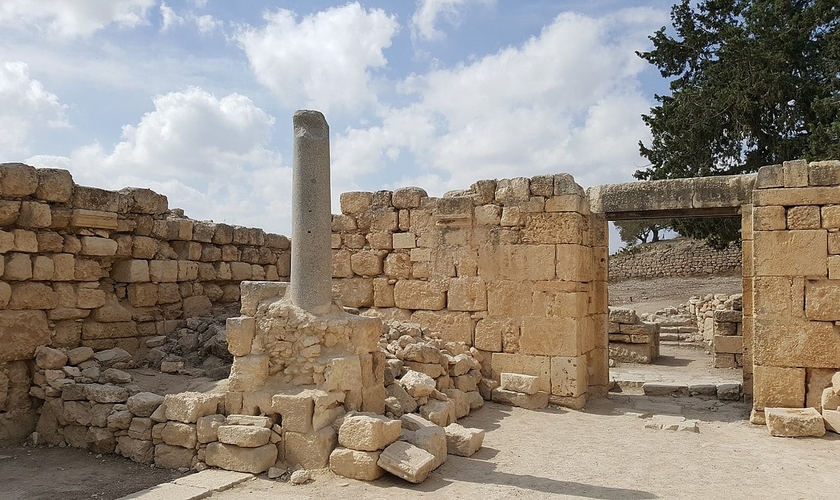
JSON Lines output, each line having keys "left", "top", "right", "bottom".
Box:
{"left": 380, "top": 321, "right": 485, "bottom": 423}
{"left": 141, "top": 310, "right": 238, "bottom": 379}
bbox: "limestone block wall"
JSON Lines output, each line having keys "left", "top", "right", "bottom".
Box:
{"left": 609, "top": 237, "right": 741, "bottom": 280}
{"left": 0, "top": 163, "right": 289, "bottom": 441}
{"left": 329, "top": 174, "right": 608, "bottom": 408}
{"left": 749, "top": 160, "right": 840, "bottom": 422}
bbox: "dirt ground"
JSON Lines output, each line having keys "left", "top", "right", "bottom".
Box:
{"left": 609, "top": 275, "right": 742, "bottom": 314}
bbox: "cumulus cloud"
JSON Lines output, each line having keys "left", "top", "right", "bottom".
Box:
{"left": 335, "top": 8, "right": 666, "bottom": 195}
{"left": 0, "top": 61, "right": 68, "bottom": 155}
{"left": 28, "top": 87, "right": 293, "bottom": 233}
{"left": 411, "top": 0, "right": 494, "bottom": 41}
{"left": 0, "top": 0, "right": 155, "bottom": 37}
{"left": 235, "top": 2, "right": 398, "bottom": 113}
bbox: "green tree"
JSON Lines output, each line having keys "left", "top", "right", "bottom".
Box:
{"left": 614, "top": 219, "right": 670, "bottom": 246}
{"left": 636, "top": 0, "right": 840, "bottom": 246}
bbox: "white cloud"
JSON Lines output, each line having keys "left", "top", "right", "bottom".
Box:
{"left": 335, "top": 8, "right": 667, "bottom": 195}
{"left": 160, "top": 2, "right": 186, "bottom": 31}
{"left": 411, "top": 0, "right": 494, "bottom": 41}
{"left": 0, "top": 0, "right": 155, "bottom": 37}
{"left": 194, "top": 15, "right": 218, "bottom": 34}
{"left": 235, "top": 2, "right": 398, "bottom": 113}
{"left": 27, "top": 87, "right": 293, "bottom": 233}
{"left": 0, "top": 61, "right": 68, "bottom": 156}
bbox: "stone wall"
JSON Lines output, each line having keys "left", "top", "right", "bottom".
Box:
{"left": 746, "top": 160, "right": 840, "bottom": 423}
{"left": 609, "top": 237, "right": 741, "bottom": 280}
{"left": 0, "top": 163, "right": 290, "bottom": 441}
{"left": 329, "top": 174, "right": 608, "bottom": 408}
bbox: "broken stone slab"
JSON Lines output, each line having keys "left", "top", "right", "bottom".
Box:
{"left": 84, "top": 384, "right": 129, "bottom": 403}
{"left": 823, "top": 408, "right": 840, "bottom": 433}
{"left": 399, "top": 370, "right": 437, "bottom": 399}
{"left": 284, "top": 426, "right": 336, "bottom": 469}
{"left": 499, "top": 373, "right": 539, "bottom": 395}
{"left": 164, "top": 392, "right": 224, "bottom": 423}
{"left": 642, "top": 383, "right": 688, "bottom": 397}
{"left": 687, "top": 384, "right": 717, "bottom": 398}
{"left": 329, "top": 447, "right": 385, "bottom": 481}
{"left": 643, "top": 415, "right": 700, "bottom": 433}
{"left": 821, "top": 387, "right": 840, "bottom": 412}
{"left": 205, "top": 442, "right": 278, "bottom": 473}
{"left": 377, "top": 441, "right": 437, "bottom": 484}
{"left": 765, "top": 407, "right": 826, "bottom": 437}
{"left": 716, "top": 383, "right": 742, "bottom": 401}
{"left": 444, "top": 423, "right": 485, "bottom": 457}
{"left": 491, "top": 388, "right": 548, "bottom": 410}
{"left": 420, "top": 400, "right": 455, "bottom": 427}
{"left": 408, "top": 426, "right": 447, "bottom": 469}
{"left": 127, "top": 392, "right": 164, "bottom": 418}
{"left": 225, "top": 415, "right": 273, "bottom": 428}
{"left": 338, "top": 413, "right": 401, "bottom": 452}
{"left": 386, "top": 383, "right": 418, "bottom": 414}
{"left": 93, "top": 348, "right": 132, "bottom": 366}
{"left": 400, "top": 413, "right": 437, "bottom": 431}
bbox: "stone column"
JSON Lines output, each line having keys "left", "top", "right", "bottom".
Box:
{"left": 290, "top": 110, "right": 332, "bottom": 314}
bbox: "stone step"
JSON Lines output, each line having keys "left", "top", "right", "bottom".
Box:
{"left": 609, "top": 380, "right": 743, "bottom": 402}
{"left": 659, "top": 333, "right": 693, "bottom": 342}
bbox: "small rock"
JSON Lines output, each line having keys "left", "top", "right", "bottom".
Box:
{"left": 267, "top": 466, "right": 286, "bottom": 479}
{"left": 289, "top": 469, "right": 312, "bottom": 485}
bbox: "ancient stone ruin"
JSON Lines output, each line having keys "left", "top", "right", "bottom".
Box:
{"left": 1, "top": 110, "right": 839, "bottom": 485}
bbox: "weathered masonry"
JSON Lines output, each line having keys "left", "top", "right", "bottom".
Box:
{"left": 0, "top": 157, "right": 838, "bottom": 448}
{"left": 590, "top": 160, "right": 840, "bottom": 423}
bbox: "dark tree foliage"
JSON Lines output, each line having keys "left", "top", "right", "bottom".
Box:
{"left": 614, "top": 219, "right": 670, "bottom": 246}
{"left": 636, "top": 0, "right": 840, "bottom": 247}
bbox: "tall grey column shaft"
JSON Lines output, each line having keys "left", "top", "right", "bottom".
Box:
{"left": 290, "top": 110, "right": 332, "bottom": 314}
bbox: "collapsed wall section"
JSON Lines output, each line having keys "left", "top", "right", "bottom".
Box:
{"left": 330, "top": 174, "right": 607, "bottom": 408}
{"left": 749, "top": 160, "right": 840, "bottom": 422}
{"left": 0, "top": 163, "right": 290, "bottom": 441}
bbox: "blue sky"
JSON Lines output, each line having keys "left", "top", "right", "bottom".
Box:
{"left": 0, "top": 0, "right": 677, "bottom": 251}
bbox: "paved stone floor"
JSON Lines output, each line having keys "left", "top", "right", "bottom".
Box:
{"left": 610, "top": 343, "right": 742, "bottom": 389}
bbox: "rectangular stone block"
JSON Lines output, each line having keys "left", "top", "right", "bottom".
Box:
{"left": 491, "top": 353, "right": 550, "bottom": 393}
{"left": 759, "top": 183, "right": 840, "bottom": 205}
{"left": 500, "top": 373, "right": 539, "bottom": 395}
{"left": 550, "top": 355, "right": 587, "bottom": 397}
{"left": 754, "top": 230, "right": 827, "bottom": 277}
{"left": 410, "top": 310, "right": 472, "bottom": 345}
{"left": 71, "top": 209, "right": 118, "bottom": 230}
{"left": 486, "top": 280, "right": 531, "bottom": 318}
{"left": 555, "top": 244, "right": 592, "bottom": 282}
{"left": 205, "top": 442, "right": 277, "bottom": 473}
{"left": 82, "top": 321, "right": 138, "bottom": 340}
{"left": 765, "top": 407, "right": 825, "bottom": 437}
{"left": 284, "top": 427, "right": 337, "bottom": 470}
{"left": 753, "top": 365, "right": 806, "bottom": 411}
{"left": 111, "top": 259, "right": 150, "bottom": 283}
{"left": 520, "top": 316, "right": 584, "bottom": 357}
{"left": 393, "top": 280, "right": 446, "bottom": 310}
{"left": 477, "top": 244, "right": 555, "bottom": 281}
{"left": 754, "top": 315, "right": 838, "bottom": 368}
{"left": 491, "top": 388, "right": 548, "bottom": 409}
{"left": 714, "top": 335, "right": 743, "bottom": 354}
{"left": 753, "top": 206, "right": 786, "bottom": 231}
{"left": 149, "top": 260, "right": 179, "bottom": 283}
{"left": 271, "top": 391, "right": 314, "bottom": 433}
{"left": 377, "top": 441, "right": 436, "bottom": 484}
{"left": 447, "top": 277, "right": 486, "bottom": 312}
{"left": 804, "top": 279, "right": 840, "bottom": 321}
{"left": 522, "top": 213, "right": 587, "bottom": 245}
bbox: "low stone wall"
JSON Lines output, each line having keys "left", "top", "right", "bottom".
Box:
{"left": 0, "top": 162, "right": 290, "bottom": 441}
{"left": 609, "top": 238, "right": 741, "bottom": 280}
{"left": 687, "top": 293, "right": 743, "bottom": 368}
{"left": 607, "top": 307, "right": 660, "bottom": 364}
